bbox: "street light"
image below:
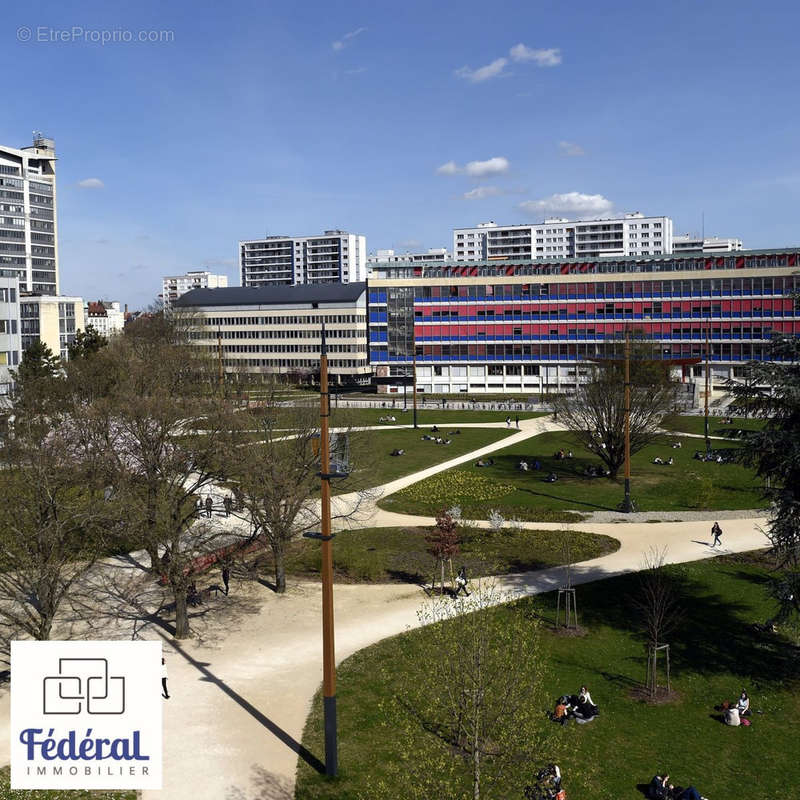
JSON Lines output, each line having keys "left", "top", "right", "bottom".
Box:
{"left": 620, "top": 328, "right": 636, "bottom": 513}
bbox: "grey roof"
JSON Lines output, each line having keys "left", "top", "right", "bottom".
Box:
{"left": 174, "top": 282, "right": 367, "bottom": 308}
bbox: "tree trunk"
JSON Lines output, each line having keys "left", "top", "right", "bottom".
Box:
{"left": 472, "top": 704, "right": 481, "bottom": 800}
{"left": 272, "top": 543, "right": 286, "bottom": 594}
{"left": 147, "top": 543, "right": 161, "bottom": 575}
{"left": 36, "top": 615, "right": 54, "bottom": 641}
{"left": 174, "top": 587, "right": 190, "bottom": 639}
{"left": 441, "top": 558, "right": 446, "bottom": 596}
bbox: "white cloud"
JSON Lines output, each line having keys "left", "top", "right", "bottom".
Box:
{"left": 558, "top": 141, "right": 585, "bottom": 157}
{"left": 435, "top": 161, "right": 459, "bottom": 175}
{"left": 465, "top": 157, "right": 509, "bottom": 177}
{"left": 455, "top": 57, "right": 508, "bottom": 83}
{"left": 77, "top": 177, "right": 104, "bottom": 189}
{"left": 332, "top": 27, "right": 367, "bottom": 51}
{"left": 397, "top": 239, "right": 422, "bottom": 249}
{"left": 463, "top": 186, "right": 504, "bottom": 200}
{"left": 437, "top": 157, "right": 510, "bottom": 177}
{"left": 509, "top": 44, "right": 562, "bottom": 66}
{"left": 519, "top": 192, "right": 613, "bottom": 218}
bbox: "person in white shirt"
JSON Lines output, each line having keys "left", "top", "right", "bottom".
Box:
{"left": 161, "top": 657, "right": 170, "bottom": 699}
{"left": 578, "top": 685, "right": 594, "bottom": 706}
{"left": 736, "top": 690, "right": 750, "bottom": 716}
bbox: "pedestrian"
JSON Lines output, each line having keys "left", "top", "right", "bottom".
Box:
{"left": 453, "top": 566, "right": 470, "bottom": 597}
{"left": 222, "top": 563, "right": 230, "bottom": 595}
{"left": 515, "top": 414, "right": 520, "bottom": 428}
{"left": 506, "top": 415, "right": 512, "bottom": 427}
{"left": 711, "top": 521, "right": 722, "bottom": 548}
{"left": 205, "top": 495, "right": 213, "bottom": 518}
{"left": 195, "top": 497, "right": 202, "bottom": 517}
{"left": 223, "top": 495, "right": 232, "bottom": 517}
{"left": 161, "top": 657, "right": 170, "bottom": 699}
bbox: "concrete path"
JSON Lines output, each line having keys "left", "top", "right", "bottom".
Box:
{"left": 0, "top": 416, "right": 769, "bottom": 800}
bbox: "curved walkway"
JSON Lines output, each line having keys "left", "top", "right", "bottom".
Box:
{"left": 0, "top": 417, "right": 769, "bottom": 800}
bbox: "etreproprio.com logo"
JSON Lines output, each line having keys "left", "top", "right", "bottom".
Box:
{"left": 10, "top": 640, "right": 162, "bottom": 790}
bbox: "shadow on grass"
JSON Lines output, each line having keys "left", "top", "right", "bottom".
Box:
{"left": 526, "top": 565, "right": 800, "bottom": 687}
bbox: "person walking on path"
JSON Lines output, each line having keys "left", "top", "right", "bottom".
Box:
{"left": 161, "top": 657, "right": 170, "bottom": 699}
{"left": 223, "top": 495, "right": 233, "bottom": 517}
{"left": 515, "top": 414, "right": 520, "bottom": 428}
{"left": 205, "top": 496, "right": 213, "bottom": 518}
{"left": 453, "top": 566, "right": 470, "bottom": 598}
{"left": 710, "top": 521, "right": 723, "bottom": 548}
{"left": 222, "top": 563, "right": 231, "bottom": 595}
{"left": 506, "top": 416, "right": 512, "bottom": 427}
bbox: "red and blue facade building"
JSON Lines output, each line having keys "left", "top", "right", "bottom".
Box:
{"left": 367, "top": 248, "right": 800, "bottom": 394}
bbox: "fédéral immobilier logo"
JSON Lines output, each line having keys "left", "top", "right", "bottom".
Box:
{"left": 11, "top": 640, "right": 162, "bottom": 790}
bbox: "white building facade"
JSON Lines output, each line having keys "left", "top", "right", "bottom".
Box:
{"left": 0, "top": 270, "right": 21, "bottom": 397}
{"left": 0, "top": 135, "right": 58, "bottom": 294}
{"left": 673, "top": 235, "right": 743, "bottom": 253}
{"left": 160, "top": 271, "right": 228, "bottom": 306}
{"left": 240, "top": 231, "right": 367, "bottom": 287}
{"left": 454, "top": 213, "right": 674, "bottom": 262}
{"left": 20, "top": 294, "right": 84, "bottom": 362}
{"left": 85, "top": 300, "right": 125, "bottom": 336}
{"left": 367, "top": 248, "right": 449, "bottom": 266}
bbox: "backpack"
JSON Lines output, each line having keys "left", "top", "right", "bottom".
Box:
{"left": 741, "top": 717, "right": 751, "bottom": 726}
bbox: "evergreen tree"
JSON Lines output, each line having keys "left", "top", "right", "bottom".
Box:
{"left": 67, "top": 324, "right": 108, "bottom": 360}
{"left": 727, "top": 332, "right": 800, "bottom": 627}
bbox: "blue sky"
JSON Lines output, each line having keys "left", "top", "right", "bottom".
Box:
{"left": 3, "top": 0, "right": 800, "bottom": 309}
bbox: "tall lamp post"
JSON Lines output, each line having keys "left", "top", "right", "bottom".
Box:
{"left": 704, "top": 326, "right": 711, "bottom": 458}
{"left": 621, "top": 328, "right": 636, "bottom": 513}
{"left": 304, "top": 324, "right": 340, "bottom": 777}
{"left": 411, "top": 328, "right": 418, "bottom": 429}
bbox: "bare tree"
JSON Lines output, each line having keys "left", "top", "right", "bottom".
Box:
{"left": 222, "top": 392, "right": 373, "bottom": 594}
{"left": 378, "top": 583, "right": 551, "bottom": 800}
{"left": 83, "top": 314, "right": 240, "bottom": 638}
{"left": 630, "top": 547, "right": 683, "bottom": 698}
{"left": 426, "top": 509, "right": 460, "bottom": 594}
{"left": 553, "top": 350, "right": 678, "bottom": 478}
{"left": 0, "top": 414, "right": 109, "bottom": 643}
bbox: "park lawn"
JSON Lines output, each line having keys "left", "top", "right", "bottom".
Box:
{"left": 280, "top": 525, "right": 618, "bottom": 583}
{"left": 332, "top": 426, "right": 515, "bottom": 494}
{"left": 0, "top": 767, "right": 136, "bottom": 799}
{"left": 662, "top": 413, "right": 767, "bottom": 438}
{"left": 295, "top": 550, "right": 800, "bottom": 800}
{"left": 328, "top": 407, "right": 548, "bottom": 427}
{"left": 378, "top": 431, "right": 764, "bottom": 517}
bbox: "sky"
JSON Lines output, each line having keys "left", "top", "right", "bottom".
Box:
{"left": 3, "top": 0, "right": 800, "bottom": 310}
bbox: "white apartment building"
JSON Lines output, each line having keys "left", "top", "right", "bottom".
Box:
{"left": 367, "top": 248, "right": 449, "bottom": 265}
{"left": 454, "top": 213, "right": 674, "bottom": 261}
{"left": 85, "top": 300, "right": 125, "bottom": 336}
{"left": 160, "top": 270, "right": 228, "bottom": 306}
{"left": 0, "top": 134, "right": 58, "bottom": 294}
{"left": 240, "top": 231, "right": 367, "bottom": 287}
{"left": 0, "top": 271, "right": 21, "bottom": 397}
{"left": 673, "top": 234, "right": 743, "bottom": 253}
{"left": 20, "top": 294, "right": 84, "bottom": 362}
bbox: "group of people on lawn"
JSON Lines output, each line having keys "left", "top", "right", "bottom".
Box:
{"left": 551, "top": 686, "right": 599, "bottom": 725}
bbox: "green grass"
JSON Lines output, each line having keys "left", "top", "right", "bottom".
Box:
{"left": 327, "top": 427, "right": 516, "bottom": 494}
{"left": 378, "top": 431, "right": 764, "bottom": 516}
{"left": 0, "top": 767, "right": 136, "bottom": 799}
{"left": 278, "top": 525, "right": 618, "bottom": 583}
{"left": 662, "top": 414, "right": 767, "bottom": 438}
{"left": 295, "top": 550, "right": 800, "bottom": 800}
{"left": 328, "top": 408, "right": 549, "bottom": 427}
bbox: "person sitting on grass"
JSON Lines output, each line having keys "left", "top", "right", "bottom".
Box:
{"left": 736, "top": 689, "right": 750, "bottom": 716}
{"left": 675, "top": 787, "right": 709, "bottom": 800}
{"left": 653, "top": 456, "right": 664, "bottom": 464}
{"left": 551, "top": 697, "right": 570, "bottom": 726}
{"left": 545, "top": 472, "right": 558, "bottom": 483}
{"left": 667, "top": 456, "right": 674, "bottom": 465}
{"left": 672, "top": 441, "right": 682, "bottom": 448}
{"left": 648, "top": 774, "right": 670, "bottom": 800}
{"left": 518, "top": 460, "right": 529, "bottom": 471}
{"left": 533, "top": 460, "right": 541, "bottom": 470}
{"left": 476, "top": 459, "right": 487, "bottom": 467}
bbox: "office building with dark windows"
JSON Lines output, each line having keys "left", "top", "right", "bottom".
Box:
{"left": 368, "top": 248, "right": 800, "bottom": 395}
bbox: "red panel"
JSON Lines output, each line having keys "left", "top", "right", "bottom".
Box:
{"left": 470, "top": 266, "right": 478, "bottom": 276}
{"left": 413, "top": 267, "right": 421, "bottom": 276}
{"left": 579, "top": 263, "right": 588, "bottom": 273}
{"left": 505, "top": 266, "right": 515, "bottom": 276}
{"left": 560, "top": 264, "right": 569, "bottom": 274}
{"left": 736, "top": 256, "right": 745, "bottom": 269}
{"left": 705, "top": 258, "right": 712, "bottom": 270}
{"left": 790, "top": 254, "right": 797, "bottom": 267}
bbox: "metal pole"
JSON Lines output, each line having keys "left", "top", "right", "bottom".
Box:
{"left": 217, "top": 327, "right": 224, "bottom": 391}
{"left": 704, "top": 327, "right": 711, "bottom": 457}
{"left": 412, "top": 330, "right": 418, "bottom": 429}
{"left": 319, "top": 324, "right": 337, "bottom": 777}
{"left": 622, "top": 329, "right": 634, "bottom": 513}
